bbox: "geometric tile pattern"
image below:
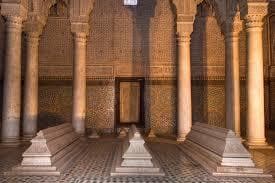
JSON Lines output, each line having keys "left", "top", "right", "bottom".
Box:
{"left": 0, "top": 138, "right": 274, "bottom": 183}
{"left": 145, "top": 85, "right": 176, "bottom": 134}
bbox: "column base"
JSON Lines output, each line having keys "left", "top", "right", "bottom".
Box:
{"left": 235, "top": 134, "right": 246, "bottom": 142}
{"left": 88, "top": 129, "right": 99, "bottom": 139}
{"left": 244, "top": 140, "right": 274, "bottom": 149}
{"left": 21, "top": 135, "right": 35, "bottom": 142}
{"left": 147, "top": 129, "right": 156, "bottom": 138}
{"left": 1, "top": 137, "right": 20, "bottom": 146}
{"left": 75, "top": 129, "right": 85, "bottom": 136}
{"left": 177, "top": 136, "right": 186, "bottom": 142}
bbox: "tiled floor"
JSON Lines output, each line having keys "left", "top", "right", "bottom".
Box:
{"left": 0, "top": 137, "right": 274, "bottom": 183}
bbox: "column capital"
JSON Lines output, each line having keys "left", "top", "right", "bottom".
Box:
{"left": 177, "top": 32, "right": 191, "bottom": 44}
{"left": 73, "top": 32, "right": 87, "bottom": 44}
{"left": 245, "top": 14, "right": 265, "bottom": 29}
{"left": 239, "top": 1, "right": 268, "bottom": 29}
{"left": 23, "top": 18, "right": 44, "bottom": 47}
{"left": 176, "top": 18, "right": 194, "bottom": 35}
{"left": 224, "top": 16, "right": 243, "bottom": 41}
{"left": 71, "top": 22, "right": 90, "bottom": 36}
{"left": 23, "top": 14, "right": 47, "bottom": 36}
{"left": 4, "top": 16, "right": 23, "bottom": 30}
{"left": 172, "top": 0, "right": 197, "bottom": 16}
{"left": 176, "top": 18, "right": 194, "bottom": 44}
{"left": 0, "top": 1, "right": 28, "bottom": 21}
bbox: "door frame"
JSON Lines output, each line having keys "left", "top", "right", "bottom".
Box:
{"left": 115, "top": 77, "right": 145, "bottom": 131}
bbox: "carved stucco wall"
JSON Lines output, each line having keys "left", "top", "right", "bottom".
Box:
{"left": 191, "top": 3, "right": 225, "bottom": 67}
{"left": 191, "top": 3, "right": 226, "bottom": 128}
{"left": 37, "top": 0, "right": 178, "bottom": 133}
{"left": 38, "top": 83, "right": 72, "bottom": 130}
{"left": 39, "top": 2, "right": 73, "bottom": 78}
{"left": 87, "top": 0, "right": 175, "bottom": 64}
{"left": 0, "top": 1, "right": 272, "bottom": 135}
{"left": 86, "top": 81, "right": 115, "bottom": 133}
{"left": 36, "top": 0, "right": 230, "bottom": 133}
{"left": 192, "top": 81, "right": 225, "bottom": 128}
{"left": 145, "top": 82, "right": 176, "bottom": 134}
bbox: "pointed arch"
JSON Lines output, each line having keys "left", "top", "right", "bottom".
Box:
{"left": 196, "top": 0, "right": 226, "bottom": 27}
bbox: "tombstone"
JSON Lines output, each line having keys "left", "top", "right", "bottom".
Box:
{"left": 118, "top": 127, "right": 128, "bottom": 138}
{"left": 147, "top": 128, "right": 156, "bottom": 138}
{"left": 111, "top": 125, "right": 164, "bottom": 176}
{"left": 178, "top": 122, "right": 272, "bottom": 177}
{"left": 5, "top": 123, "right": 87, "bottom": 176}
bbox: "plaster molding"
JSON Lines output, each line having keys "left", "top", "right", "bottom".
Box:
{"left": 0, "top": 1, "right": 28, "bottom": 21}
{"left": 71, "top": 22, "right": 90, "bottom": 35}
{"left": 69, "top": 0, "right": 94, "bottom": 24}
{"left": 37, "top": 65, "right": 270, "bottom": 81}
{"left": 240, "top": 1, "right": 269, "bottom": 21}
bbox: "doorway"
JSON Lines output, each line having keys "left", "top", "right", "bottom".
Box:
{"left": 115, "top": 77, "right": 145, "bottom": 130}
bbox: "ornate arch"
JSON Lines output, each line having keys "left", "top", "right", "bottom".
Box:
{"left": 24, "top": 0, "right": 59, "bottom": 34}
{"left": 170, "top": 0, "right": 225, "bottom": 28}
{"left": 195, "top": 0, "right": 226, "bottom": 27}
{"left": 28, "top": 0, "right": 69, "bottom": 20}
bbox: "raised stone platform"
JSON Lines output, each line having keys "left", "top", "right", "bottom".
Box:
{"left": 178, "top": 122, "right": 272, "bottom": 177}
{"left": 111, "top": 125, "right": 164, "bottom": 176}
{"left": 5, "top": 123, "right": 87, "bottom": 176}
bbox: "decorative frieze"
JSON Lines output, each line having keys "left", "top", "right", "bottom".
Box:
{"left": 37, "top": 65, "right": 272, "bottom": 81}
{"left": 87, "top": 66, "right": 114, "bottom": 78}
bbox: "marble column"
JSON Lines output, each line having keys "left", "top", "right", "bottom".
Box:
{"left": 1, "top": 16, "right": 23, "bottom": 145}
{"left": 225, "top": 23, "right": 241, "bottom": 137}
{"left": 72, "top": 32, "right": 87, "bottom": 135}
{"left": 22, "top": 33, "right": 40, "bottom": 140}
{"left": 177, "top": 32, "right": 192, "bottom": 141}
{"left": 245, "top": 15, "right": 270, "bottom": 148}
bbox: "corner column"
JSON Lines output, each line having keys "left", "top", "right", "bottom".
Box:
{"left": 1, "top": 16, "right": 23, "bottom": 145}
{"left": 177, "top": 31, "right": 192, "bottom": 141}
{"left": 225, "top": 18, "right": 242, "bottom": 137}
{"left": 22, "top": 32, "right": 40, "bottom": 140}
{"left": 72, "top": 32, "right": 87, "bottom": 135}
{"left": 245, "top": 13, "right": 271, "bottom": 148}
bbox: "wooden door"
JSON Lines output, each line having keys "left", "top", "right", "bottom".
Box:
{"left": 115, "top": 78, "right": 144, "bottom": 128}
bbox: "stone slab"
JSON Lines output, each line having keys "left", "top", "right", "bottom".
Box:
{"left": 111, "top": 142, "right": 165, "bottom": 176}
{"left": 111, "top": 125, "right": 165, "bottom": 176}
{"left": 178, "top": 122, "right": 272, "bottom": 177}
{"left": 5, "top": 123, "right": 87, "bottom": 176}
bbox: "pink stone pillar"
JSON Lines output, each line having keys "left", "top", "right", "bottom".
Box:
{"left": 1, "top": 16, "right": 23, "bottom": 145}
{"left": 22, "top": 33, "right": 40, "bottom": 140}
{"left": 225, "top": 24, "right": 241, "bottom": 137}
{"left": 72, "top": 33, "right": 87, "bottom": 135}
{"left": 245, "top": 15, "right": 271, "bottom": 149}
{"left": 177, "top": 33, "right": 192, "bottom": 141}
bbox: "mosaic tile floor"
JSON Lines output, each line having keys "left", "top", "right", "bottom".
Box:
{"left": 0, "top": 138, "right": 274, "bottom": 183}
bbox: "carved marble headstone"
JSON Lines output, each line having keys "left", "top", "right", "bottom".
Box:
{"left": 111, "top": 125, "right": 164, "bottom": 176}
{"left": 118, "top": 127, "right": 128, "bottom": 138}
{"left": 178, "top": 122, "right": 272, "bottom": 177}
{"left": 5, "top": 123, "right": 87, "bottom": 176}
{"left": 147, "top": 128, "right": 156, "bottom": 138}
